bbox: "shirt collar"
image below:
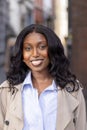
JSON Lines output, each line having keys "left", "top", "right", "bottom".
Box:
{"left": 44, "top": 80, "right": 58, "bottom": 91}
{"left": 22, "top": 71, "right": 33, "bottom": 92}
{"left": 23, "top": 71, "right": 33, "bottom": 87}
{"left": 23, "top": 71, "right": 57, "bottom": 91}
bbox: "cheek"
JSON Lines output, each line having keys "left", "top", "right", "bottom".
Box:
{"left": 44, "top": 52, "right": 49, "bottom": 59}
{"left": 42, "top": 50, "right": 49, "bottom": 58}
{"left": 23, "top": 52, "right": 30, "bottom": 61}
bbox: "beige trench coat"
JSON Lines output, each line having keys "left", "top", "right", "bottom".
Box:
{"left": 0, "top": 80, "right": 87, "bottom": 130}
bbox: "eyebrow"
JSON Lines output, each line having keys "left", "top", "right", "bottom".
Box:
{"left": 24, "top": 40, "right": 47, "bottom": 44}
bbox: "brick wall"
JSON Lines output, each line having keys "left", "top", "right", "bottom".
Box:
{"left": 70, "top": 0, "right": 87, "bottom": 108}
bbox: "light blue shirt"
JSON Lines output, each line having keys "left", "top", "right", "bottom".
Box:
{"left": 22, "top": 72, "right": 58, "bottom": 130}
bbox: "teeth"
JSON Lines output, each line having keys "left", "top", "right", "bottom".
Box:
{"left": 31, "top": 60, "right": 42, "bottom": 66}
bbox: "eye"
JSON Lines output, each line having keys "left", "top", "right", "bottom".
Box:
{"left": 39, "top": 45, "right": 47, "bottom": 50}
{"left": 24, "top": 46, "right": 31, "bottom": 51}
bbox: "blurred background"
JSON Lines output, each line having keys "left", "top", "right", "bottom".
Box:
{"left": 0, "top": 0, "right": 87, "bottom": 110}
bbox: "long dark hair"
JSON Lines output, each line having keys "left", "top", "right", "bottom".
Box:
{"left": 7, "top": 24, "right": 77, "bottom": 89}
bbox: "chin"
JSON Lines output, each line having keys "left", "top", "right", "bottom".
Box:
{"left": 31, "top": 67, "right": 47, "bottom": 72}
{"left": 32, "top": 69, "right": 43, "bottom": 72}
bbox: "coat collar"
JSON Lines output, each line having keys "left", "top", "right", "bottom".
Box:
{"left": 56, "top": 87, "right": 79, "bottom": 130}
{"left": 0, "top": 80, "right": 23, "bottom": 91}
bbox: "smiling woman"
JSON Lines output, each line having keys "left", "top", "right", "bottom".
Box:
{"left": 0, "top": 24, "right": 87, "bottom": 130}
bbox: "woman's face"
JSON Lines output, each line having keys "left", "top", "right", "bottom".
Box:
{"left": 23, "top": 32, "right": 50, "bottom": 72}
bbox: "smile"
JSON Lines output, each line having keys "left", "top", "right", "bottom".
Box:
{"left": 31, "top": 59, "right": 43, "bottom": 66}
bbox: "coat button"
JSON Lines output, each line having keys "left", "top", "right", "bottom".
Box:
{"left": 4, "top": 120, "right": 9, "bottom": 125}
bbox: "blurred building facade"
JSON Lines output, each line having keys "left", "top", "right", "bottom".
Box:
{"left": 8, "top": 0, "right": 54, "bottom": 35}
{"left": 0, "top": 0, "right": 9, "bottom": 83}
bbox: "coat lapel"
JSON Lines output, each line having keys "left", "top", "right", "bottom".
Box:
{"left": 8, "top": 83, "right": 24, "bottom": 129}
{"left": 0, "top": 81, "right": 23, "bottom": 121}
{"left": 1, "top": 81, "right": 23, "bottom": 120}
{"left": 56, "top": 88, "right": 79, "bottom": 130}
{"left": 9, "top": 89, "right": 23, "bottom": 120}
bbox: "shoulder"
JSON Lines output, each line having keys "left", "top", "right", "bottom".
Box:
{"left": 65, "top": 80, "right": 84, "bottom": 98}
{"left": 0, "top": 81, "right": 11, "bottom": 109}
{"left": 0, "top": 80, "right": 23, "bottom": 95}
{"left": 0, "top": 80, "right": 10, "bottom": 89}
{"left": 0, "top": 80, "right": 10, "bottom": 99}
{"left": 63, "top": 80, "right": 86, "bottom": 110}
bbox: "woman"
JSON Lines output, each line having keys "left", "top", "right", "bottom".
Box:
{"left": 0, "top": 24, "right": 87, "bottom": 130}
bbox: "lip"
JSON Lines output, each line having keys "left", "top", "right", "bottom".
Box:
{"left": 30, "top": 58, "right": 43, "bottom": 61}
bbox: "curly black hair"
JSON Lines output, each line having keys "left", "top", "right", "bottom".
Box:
{"left": 7, "top": 24, "right": 76, "bottom": 89}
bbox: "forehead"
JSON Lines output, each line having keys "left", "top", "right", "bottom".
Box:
{"left": 24, "top": 32, "right": 47, "bottom": 42}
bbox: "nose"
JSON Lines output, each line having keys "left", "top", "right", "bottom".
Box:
{"left": 32, "top": 48, "right": 39, "bottom": 57}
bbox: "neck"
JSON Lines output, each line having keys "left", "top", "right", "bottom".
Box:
{"left": 31, "top": 70, "right": 53, "bottom": 95}
{"left": 31, "top": 70, "right": 52, "bottom": 82}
